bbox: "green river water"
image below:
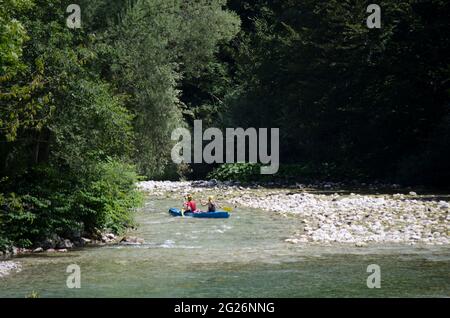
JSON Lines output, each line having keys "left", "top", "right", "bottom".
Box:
{"left": 1, "top": 197, "right": 449, "bottom": 297}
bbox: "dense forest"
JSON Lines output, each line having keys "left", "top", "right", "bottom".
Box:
{"left": 1, "top": 0, "right": 449, "bottom": 250}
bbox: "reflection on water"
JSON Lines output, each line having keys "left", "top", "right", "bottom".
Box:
{"left": 1, "top": 197, "right": 449, "bottom": 297}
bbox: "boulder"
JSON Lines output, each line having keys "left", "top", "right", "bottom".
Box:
{"left": 57, "top": 239, "right": 73, "bottom": 249}
{"left": 33, "top": 247, "right": 44, "bottom": 253}
{"left": 438, "top": 201, "right": 449, "bottom": 210}
{"left": 40, "top": 234, "right": 62, "bottom": 250}
{"left": 81, "top": 237, "right": 91, "bottom": 244}
{"left": 120, "top": 236, "right": 144, "bottom": 245}
{"left": 101, "top": 233, "right": 117, "bottom": 242}
{"left": 71, "top": 237, "right": 87, "bottom": 247}
{"left": 40, "top": 239, "right": 55, "bottom": 250}
{"left": 106, "top": 233, "right": 116, "bottom": 240}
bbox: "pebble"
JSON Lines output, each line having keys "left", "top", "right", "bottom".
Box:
{"left": 138, "top": 181, "right": 449, "bottom": 246}
{"left": 438, "top": 201, "right": 449, "bottom": 210}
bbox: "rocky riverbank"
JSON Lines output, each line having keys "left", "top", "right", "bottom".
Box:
{"left": 138, "top": 180, "right": 449, "bottom": 246}
{"left": 0, "top": 232, "right": 150, "bottom": 261}
{"left": 0, "top": 232, "right": 125, "bottom": 259}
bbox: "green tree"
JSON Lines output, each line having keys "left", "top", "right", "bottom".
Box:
{"left": 224, "top": 0, "right": 450, "bottom": 184}
{"left": 0, "top": 0, "right": 141, "bottom": 249}
{"left": 111, "top": 0, "right": 240, "bottom": 178}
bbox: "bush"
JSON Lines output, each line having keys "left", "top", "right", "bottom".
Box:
{"left": 0, "top": 193, "right": 40, "bottom": 250}
{"left": 0, "top": 159, "right": 143, "bottom": 250}
{"left": 207, "top": 163, "right": 261, "bottom": 182}
{"left": 76, "top": 159, "right": 143, "bottom": 234}
{"left": 207, "top": 162, "right": 360, "bottom": 183}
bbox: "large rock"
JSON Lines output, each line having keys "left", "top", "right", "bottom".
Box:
{"left": 33, "top": 247, "right": 44, "bottom": 253}
{"left": 40, "top": 234, "right": 63, "bottom": 250}
{"left": 40, "top": 239, "right": 55, "bottom": 250}
{"left": 438, "top": 201, "right": 449, "bottom": 210}
{"left": 106, "top": 233, "right": 116, "bottom": 240}
{"left": 120, "top": 236, "right": 144, "bottom": 245}
{"left": 101, "top": 233, "right": 117, "bottom": 243}
{"left": 57, "top": 239, "right": 73, "bottom": 249}
{"left": 72, "top": 237, "right": 92, "bottom": 247}
{"left": 81, "top": 237, "right": 91, "bottom": 244}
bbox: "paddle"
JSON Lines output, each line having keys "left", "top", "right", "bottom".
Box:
{"left": 222, "top": 206, "right": 233, "bottom": 212}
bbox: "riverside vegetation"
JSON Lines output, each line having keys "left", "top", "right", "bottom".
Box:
{"left": 0, "top": 0, "right": 239, "bottom": 253}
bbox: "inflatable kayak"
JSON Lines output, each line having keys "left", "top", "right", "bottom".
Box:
{"left": 169, "top": 208, "right": 230, "bottom": 219}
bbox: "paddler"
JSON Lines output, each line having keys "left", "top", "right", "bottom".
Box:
{"left": 200, "top": 195, "right": 219, "bottom": 212}
{"left": 183, "top": 194, "right": 198, "bottom": 213}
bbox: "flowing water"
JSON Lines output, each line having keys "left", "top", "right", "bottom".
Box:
{"left": 1, "top": 197, "right": 449, "bottom": 297}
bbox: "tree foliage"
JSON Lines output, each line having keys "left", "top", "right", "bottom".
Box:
{"left": 110, "top": 0, "right": 240, "bottom": 178}
{"left": 0, "top": 0, "right": 141, "bottom": 250}
{"left": 224, "top": 0, "right": 450, "bottom": 184}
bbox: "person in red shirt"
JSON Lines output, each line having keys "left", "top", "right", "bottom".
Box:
{"left": 183, "top": 194, "right": 197, "bottom": 213}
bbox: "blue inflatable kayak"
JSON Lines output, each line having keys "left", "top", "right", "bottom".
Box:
{"left": 169, "top": 208, "right": 230, "bottom": 219}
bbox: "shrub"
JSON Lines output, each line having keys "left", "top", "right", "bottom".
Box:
{"left": 207, "top": 163, "right": 261, "bottom": 182}
{"left": 0, "top": 159, "right": 143, "bottom": 250}
{"left": 76, "top": 159, "right": 143, "bottom": 235}
{"left": 207, "top": 162, "right": 357, "bottom": 183}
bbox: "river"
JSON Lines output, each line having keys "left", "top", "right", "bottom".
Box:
{"left": 0, "top": 196, "right": 449, "bottom": 297}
